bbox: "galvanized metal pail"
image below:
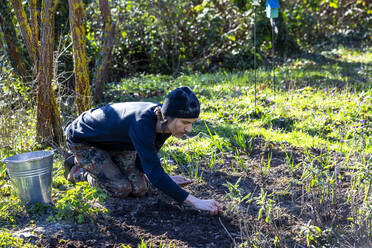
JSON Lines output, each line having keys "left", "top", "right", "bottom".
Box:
{"left": 3, "top": 150, "right": 54, "bottom": 204}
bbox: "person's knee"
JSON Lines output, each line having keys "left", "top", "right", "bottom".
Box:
{"left": 109, "top": 177, "right": 148, "bottom": 197}
{"left": 96, "top": 172, "right": 132, "bottom": 198}
{"left": 111, "top": 179, "right": 133, "bottom": 198}
{"left": 131, "top": 180, "right": 149, "bottom": 196}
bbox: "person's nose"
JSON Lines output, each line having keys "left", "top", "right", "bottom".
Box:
{"left": 185, "top": 124, "right": 192, "bottom": 133}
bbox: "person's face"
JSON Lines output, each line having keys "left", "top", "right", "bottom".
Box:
{"left": 167, "top": 118, "right": 198, "bottom": 138}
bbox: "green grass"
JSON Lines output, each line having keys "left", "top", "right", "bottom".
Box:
{"left": 113, "top": 45, "right": 371, "bottom": 156}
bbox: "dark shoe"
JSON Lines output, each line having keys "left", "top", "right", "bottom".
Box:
{"left": 63, "top": 155, "right": 75, "bottom": 179}
{"left": 68, "top": 165, "right": 89, "bottom": 183}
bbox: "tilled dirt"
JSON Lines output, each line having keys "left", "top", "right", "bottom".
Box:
{"left": 15, "top": 168, "right": 244, "bottom": 248}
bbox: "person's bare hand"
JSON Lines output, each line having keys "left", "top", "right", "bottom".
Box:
{"left": 170, "top": 175, "right": 194, "bottom": 187}
{"left": 193, "top": 199, "right": 220, "bottom": 215}
{"left": 184, "top": 194, "right": 220, "bottom": 215}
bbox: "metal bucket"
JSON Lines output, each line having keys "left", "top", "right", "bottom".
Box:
{"left": 3, "top": 150, "right": 54, "bottom": 204}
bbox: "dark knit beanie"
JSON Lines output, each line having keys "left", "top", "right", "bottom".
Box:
{"left": 161, "top": 86, "right": 200, "bottom": 118}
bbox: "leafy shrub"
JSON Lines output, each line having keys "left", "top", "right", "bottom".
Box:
{"left": 281, "top": 0, "right": 372, "bottom": 47}
{"left": 0, "top": 229, "right": 37, "bottom": 248}
{"left": 0, "top": 197, "right": 24, "bottom": 226}
{"left": 86, "top": 0, "right": 256, "bottom": 75}
{"left": 82, "top": 0, "right": 371, "bottom": 76}
{"left": 48, "top": 182, "right": 108, "bottom": 224}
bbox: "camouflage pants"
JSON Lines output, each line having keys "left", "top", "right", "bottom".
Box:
{"left": 66, "top": 143, "right": 149, "bottom": 198}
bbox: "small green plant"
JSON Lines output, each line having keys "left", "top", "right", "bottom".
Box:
{"left": 121, "top": 239, "right": 175, "bottom": 248}
{"left": 208, "top": 150, "right": 217, "bottom": 171}
{"left": 48, "top": 182, "right": 108, "bottom": 224}
{"left": 245, "top": 136, "right": 254, "bottom": 155}
{"left": 223, "top": 177, "right": 252, "bottom": 212}
{"left": 300, "top": 150, "right": 338, "bottom": 204}
{"left": 284, "top": 150, "right": 296, "bottom": 172}
{"left": 260, "top": 151, "right": 272, "bottom": 176}
{"left": 349, "top": 155, "right": 371, "bottom": 196}
{"left": 167, "top": 150, "right": 183, "bottom": 165}
{"left": 347, "top": 155, "right": 372, "bottom": 235}
{"left": 235, "top": 148, "right": 248, "bottom": 172}
{"left": 299, "top": 220, "right": 323, "bottom": 247}
{"left": 254, "top": 188, "right": 279, "bottom": 224}
{"left": 184, "top": 153, "right": 201, "bottom": 180}
{"left": 232, "top": 129, "right": 246, "bottom": 151}
{"left": 204, "top": 121, "right": 225, "bottom": 152}
{"left": 161, "top": 153, "right": 177, "bottom": 174}
{"left": 165, "top": 149, "right": 202, "bottom": 180}
{"left": 354, "top": 195, "right": 372, "bottom": 235}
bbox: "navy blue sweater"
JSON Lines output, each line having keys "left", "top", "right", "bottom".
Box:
{"left": 66, "top": 102, "right": 189, "bottom": 203}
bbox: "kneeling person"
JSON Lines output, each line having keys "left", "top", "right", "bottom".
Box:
{"left": 65, "top": 87, "right": 220, "bottom": 215}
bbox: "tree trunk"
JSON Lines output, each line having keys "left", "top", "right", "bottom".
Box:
{"left": 29, "top": 0, "right": 40, "bottom": 71}
{"left": 93, "top": 0, "right": 115, "bottom": 103}
{"left": 68, "top": 0, "right": 91, "bottom": 114}
{"left": 36, "top": 0, "right": 63, "bottom": 145}
{"left": 11, "top": 0, "right": 36, "bottom": 64}
{"left": 11, "top": 0, "right": 63, "bottom": 146}
{"left": 0, "top": 0, "right": 28, "bottom": 78}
